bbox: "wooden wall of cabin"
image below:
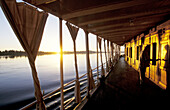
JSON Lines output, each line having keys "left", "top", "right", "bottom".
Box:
{"left": 130, "top": 39, "right": 135, "bottom": 67}
{"left": 124, "top": 20, "right": 170, "bottom": 90}
{"left": 134, "top": 36, "right": 141, "bottom": 71}
{"left": 125, "top": 42, "right": 131, "bottom": 65}
{"left": 158, "top": 29, "right": 170, "bottom": 89}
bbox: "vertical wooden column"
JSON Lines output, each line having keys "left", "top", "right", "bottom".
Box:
{"left": 65, "top": 22, "right": 81, "bottom": 103}
{"left": 73, "top": 40, "right": 81, "bottom": 103}
{"left": 116, "top": 45, "right": 118, "bottom": 60}
{"left": 104, "top": 39, "right": 109, "bottom": 72}
{"left": 110, "top": 42, "right": 113, "bottom": 67}
{"left": 113, "top": 43, "right": 115, "bottom": 62}
{"left": 115, "top": 44, "right": 118, "bottom": 62}
{"left": 113, "top": 43, "right": 115, "bottom": 63}
{"left": 85, "top": 30, "right": 90, "bottom": 97}
{"left": 96, "top": 36, "right": 99, "bottom": 83}
{"left": 59, "top": 18, "right": 64, "bottom": 110}
{"left": 107, "top": 40, "right": 111, "bottom": 69}
{"left": 118, "top": 45, "right": 120, "bottom": 59}
{"left": 73, "top": 41, "right": 79, "bottom": 85}
{"left": 98, "top": 38, "right": 105, "bottom": 79}
{"left": 109, "top": 41, "right": 112, "bottom": 66}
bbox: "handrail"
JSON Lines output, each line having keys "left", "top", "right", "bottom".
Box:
{"left": 64, "top": 79, "right": 76, "bottom": 87}
{"left": 21, "top": 61, "right": 107, "bottom": 110}
{"left": 79, "top": 73, "right": 87, "bottom": 79}
{"left": 64, "top": 97, "right": 75, "bottom": 108}
{"left": 20, "top": 87, "right": 61, "bottom": 110}
{"left": 91, "top": 62, "right": 106, "bottom": 71}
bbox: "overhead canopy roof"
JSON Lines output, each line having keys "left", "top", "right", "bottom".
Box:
{"left": 24, "top": 0, "right": 170, "bottom": 45}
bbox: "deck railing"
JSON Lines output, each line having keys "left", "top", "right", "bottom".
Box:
{"left": 20, "top": 61, "right": 116, "bottom": 110}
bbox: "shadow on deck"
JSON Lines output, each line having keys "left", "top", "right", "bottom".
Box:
{"left": 82, "top": 57, "right": 169, "bottom": 110}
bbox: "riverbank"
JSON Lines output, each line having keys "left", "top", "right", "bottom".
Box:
{"left": 0, "top": 50, "right": 97, "bottom": 57}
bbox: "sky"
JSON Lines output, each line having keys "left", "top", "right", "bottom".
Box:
{"left": 0, "top": 1, "right": 124, "bottom": 52}
{"left": 0, "top": 7, "right": 98, "bottom": 52}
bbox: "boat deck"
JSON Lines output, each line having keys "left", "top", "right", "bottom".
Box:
{"left": 82, "top": 57, "right": 169, "bottom": 110}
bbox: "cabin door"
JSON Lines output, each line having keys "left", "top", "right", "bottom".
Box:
{"left": 159, "top": 40, "right": 169, "bottom": 89}
{"left": 150, "top": 34, "right": 159, "bottom": 82}
{"left": 158, "top": 29, "right": 170, "bottom": 89}
{"left": 144, "top": 36, "right": 151, "bottom": 78}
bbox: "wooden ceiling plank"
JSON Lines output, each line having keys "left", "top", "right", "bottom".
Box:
{"left": 99, "top": 31, "right": 139, "bottom": 36}
{"left": 102, "top": 35, "right": 131, "bottom": 38}
{"left": 38, "top": 5, "right": 62, "bottom": 18}
{"left": 101, "top": 34, "right": 132, "bottom": 37}
{"left": 95, "top": 27, "right": 147, "bottom": 34}
{"left": 78, "top": 7, "right": 170, "bottom": 26}
{"left": 102, "top": 33, "right": 133, "bottom": 37}
{"left": 91, "top": 23, "right": 153, "bottom": 33}
{"left": 87, "top": 14, "right": 166, "bottom": 31}
{"left": 62, "top": 0, "right": 155, "bottom": 20}
{"left": 24, "top": 0, "right": 54, "bottom": 5}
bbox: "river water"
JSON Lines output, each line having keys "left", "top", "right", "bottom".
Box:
{"left": 0, "top": 53, "right": 107, "bottom": 109}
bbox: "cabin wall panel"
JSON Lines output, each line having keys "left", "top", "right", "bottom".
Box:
{"left": 124, "top": 20, "right": 170, "bottom": 90}
{"left": 144, "top": 36, "right": 151, "bottom": 78}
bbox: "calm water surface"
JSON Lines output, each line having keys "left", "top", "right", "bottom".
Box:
{"left": 0, "top": 53, "right": 106, "bottom": 108}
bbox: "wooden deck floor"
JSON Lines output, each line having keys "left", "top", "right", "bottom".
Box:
{"left": 82, "top": 57, "right": 169, "bottom": 110}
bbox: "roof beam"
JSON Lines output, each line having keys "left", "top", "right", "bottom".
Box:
{"left": 99, "top": 33, "right": 137, "bottom": 38}
{"left": 102, "top": 37, "right": 125, "bottom": 43}
{"left": 62, "top": 0, "right": 155, "bottom": 20}
{"left": 95, "top": 27, "right": 146, "bottom": 34}
{"left": 102, "top": 34, "right": 133, "bottom": 38}
{"left": 87, "top": 14, "right": 166, "bottom": 31}
{"left": 90, "top": 24, "right": 153, "bottom": 33}
{"left": 88, "top": 23, "right": 128, "bottom": 31}
{"left": 109, "top": 40, "right": 125, "bottom": 45}
{"left": 78, "top": 7, "right": 170, "bottom": 26}
{"left": 24, "top": 0, "right": 54, "bottom": 5}
{"left": 101, "top": 37, "right": 132, "bottom": 42}
{"left": 38, "top": 5, "right": 62, "bottom": 18}
{"left": 99, "top": 29, "right": 141, "bottom": 36}
{"left": 100, "top": 32, "right": 140, "bottom": 39}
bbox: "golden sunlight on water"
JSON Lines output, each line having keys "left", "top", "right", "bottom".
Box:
{"left": 0, "top": 53, "right": 106, "bottom": 108}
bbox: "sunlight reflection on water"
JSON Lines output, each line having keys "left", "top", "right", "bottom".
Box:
{"left": 0, "top": 53, "right": 105, "bottom": 106}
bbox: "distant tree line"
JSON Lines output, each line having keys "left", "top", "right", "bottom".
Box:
{"left": 0, "top": 50, "right": 98, "bottom": 56}
{"left": 0, "top": 50, "right": 26, "bottom": 56}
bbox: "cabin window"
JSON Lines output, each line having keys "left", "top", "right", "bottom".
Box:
{"left": 137, "top": 46, "right": 139, "bottom": 60}
{"left": 140, "top": 45, "right": 142, "bottom": 53}
{"left": 141, "top": 37, "right": 145, "bottom": 45}
{"left": 130, "top": 47, "right": 132, "bottom": 58}
{"left": 152, "top": 43, "right": 157, "bottom": 65}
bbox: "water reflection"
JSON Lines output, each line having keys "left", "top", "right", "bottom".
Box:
{"left": 0, "top": 55, "right": 27, "bottom": 59}
{"left": 0, "top": 53, "right": 106, "bottom": 108}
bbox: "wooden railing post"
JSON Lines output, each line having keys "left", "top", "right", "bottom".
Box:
{"left": 65, "top": 22, "right": 81, "bottom": 103}
{"left": 113, "top": 43, "right": 115, "bottom": 63}
{"left": 85, "top": 30, "right": 90, "bottom": 97}
{"left": 104, "top": 39, "right": 109, "bottom": 72}
{"left": 110, "top": 42, "right": 113, "bottom": 66}
{"left": 115, "top": 44, "right": 118, "bottom": 62}
{"left": 59, "top": 18, "right": 64, "bottom": 110}
{"left": 98, "top": 37, "right": 105, "bottom": 79}
{"left": 96, "top": 36, "right": 99, "bottom": 84}
{"left": 107, "top": 40, "right": 111, "bottom": 69}
{"left": 85, "top": 30, "right": 95, "bottom": 97}
{"left": 119, "top": 45, "right": 121, "bottom": 59}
